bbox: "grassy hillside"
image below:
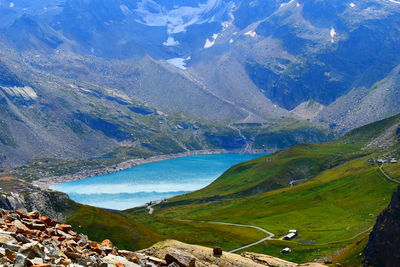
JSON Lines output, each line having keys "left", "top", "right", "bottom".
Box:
{"left": 65, "top": 204, "right": 267, "bottom": 253}
{"left": 123, "top": 114, "right": 400, "bottom": 264}
{"left": 166, "top": 143, "right": 367, "bottom": 203}
{"left": 127, "top": 156, "right": 397, "bottom": 262}
{"left": 65, "top": 205, "right": 164, "bottom": 251}
{"left": 61, "top": 114, "right": 399, "bottom": 265}
{"left": 165, "top": 114, "right": 400, "bottom": 204}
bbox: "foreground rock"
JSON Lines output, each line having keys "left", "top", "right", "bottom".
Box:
{"left": 0, "top": 209, "right": 163, "bottom": 266}
{"left": 363, "top": 186, "right": 400, "bottom": 266}
{"left": 140, "top": 240, "right": 327, "bottom": 267}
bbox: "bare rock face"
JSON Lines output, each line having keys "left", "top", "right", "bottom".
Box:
{"left": 0, "top": 191, "right": 77, "bottom": 223}
{"left": 363, "top": 187, "right": 400, "bottom": 267}
{"left": 0, "top": 193, "right": 26, "bottom": 211}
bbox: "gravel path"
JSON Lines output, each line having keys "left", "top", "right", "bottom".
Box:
{"left": 178, "top": 220, "right": 275, "bottom": 253}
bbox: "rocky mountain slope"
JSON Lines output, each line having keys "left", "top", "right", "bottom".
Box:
{"left": 190, "top": 0, "right": 400, "bottom": 131}
{"left": 0, "top": 0, "right": 399, "bottom": 167}
{"left": 0, "top": 42, "right": 333, "bottom": 168}
{"left": 363, "top": 186, "right": 400, "bottom": 267}
{"left": 0, "top": 0, "right": 399, "bottom": 129}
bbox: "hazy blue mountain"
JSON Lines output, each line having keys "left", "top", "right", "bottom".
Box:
{"left": 0, "top": 0, "right": 399, "bottom": 166}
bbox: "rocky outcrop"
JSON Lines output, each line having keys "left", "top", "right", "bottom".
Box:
{"left": 0, "top": 191, "right": 76, "bottom": 222}
{"left": 140, "top": 240, "right": 328, "bottom": 267}
{"left": 23, "top": 191, "right": 77, "bottom": 222}
{"left": 140, "top": 239, "right": 268, "bottom": 267}
{"left": 0, "top": 193, "right": 26, "bottom": 211}
{"left": 363, "top": 187, "right": 400, "bottom": 267}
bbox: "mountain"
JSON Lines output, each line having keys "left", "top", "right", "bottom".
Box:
{"left": 0, "top": 43, "right": 332, "bottom": 169}
{"left": 0, "top": 0, "right": 399, "bottom": 167}
{"left": 189, "top": 0, "right": 400, "bottom": 131}
{"left": 0, "top": 0, "right": 399, "bottom": 129}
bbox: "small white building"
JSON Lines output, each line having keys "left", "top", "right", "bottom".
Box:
{"left": 281, "top": 247, "right": 292, "bottom": 254}
{"left": 289, "top": 229, "right": 298, "bottom": 234}
{"left": 283, "top": 233, "right": 296, "bottom": 240}
{"left": 390, "top": 158, "right": 398, "bottom": 164}
{"left": 377, "top": 159, "right": 387, "bottom": 165}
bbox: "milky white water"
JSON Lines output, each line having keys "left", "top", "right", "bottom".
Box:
{"left": 52, "top": 153, "right": 266, "bottom": 210}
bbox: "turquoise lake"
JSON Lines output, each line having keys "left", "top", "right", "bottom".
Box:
{"left": 52, "top": 153, "right": 265, "bottom": 210}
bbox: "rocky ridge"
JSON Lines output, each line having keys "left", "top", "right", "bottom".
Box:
{"left": 363, "top": 186, "right": 400, "bottom": 266}
{"left": 0, "top": 191, "right": 76, "bottom": 223}
{"left": 0, "top": 209, "right": 327, "bottom": 267}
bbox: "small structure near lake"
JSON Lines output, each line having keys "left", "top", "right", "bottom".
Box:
{"left": 283, "top": 233, "right": 296, "bottom": 240}
{"left": 283, "top": 229, "right": 298, "bottom": 240}
{"left": 281, "top": 247, "right": 292, "bottom": 254}
{"left": 377, "top": 159, "right": 387, "bottom": 165}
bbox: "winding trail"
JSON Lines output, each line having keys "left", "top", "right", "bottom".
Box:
{"left": 146, "top": 201, "right": 162, "bottom": 215}
{"left": 378, "top": 165, "right": 400, "bottom": 184}
{"left": 178, "top": 220, "right": 275, "bottom": 253}
{"left": 374, "top": 158, "right": 399, "bottom": 184}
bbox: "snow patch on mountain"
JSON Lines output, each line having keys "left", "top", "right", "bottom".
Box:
{"left": 280, "top": 0, "right": 296, "bottom": 8}
{"left": 166, "top": 58, "right": 188, "bottom": 70}
{"left": 163, "top": 37, "right": 180, "bottom": 46}
{"left": 330, "top": 27, "right": 337, "bottom": 43}
{"left": 134, "top": 0, "right": 230, "bottom": 34}
{"left": 204, "top": 33, "right": 219, "bottom": 48}
{"left": 244, "top": 30, "right": 257, "bottom": 37}
{"left": 120, "top": 4, "right": 132, "bottom": 15}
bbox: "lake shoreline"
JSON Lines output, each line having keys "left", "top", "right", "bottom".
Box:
{"left": 33, "top": 149, "right": 273, "bottom": 189}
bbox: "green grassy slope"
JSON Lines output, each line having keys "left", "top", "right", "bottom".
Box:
{"left": 65, "top": 205, "right": 163, "bottom": 250}
{"left": 124, "top": 114, "right": 400, "bottom": 264}
{"left": 65, "top": 204, "right": 267, "bottom": 253}
{"left": 166, "top": 114, "right": 400, "bottom": 204}
{"left": 62, "top": 114, "right": 399, "bottom": 265}
{"left": 167, "top": 143, "right": 367, "bottom": 203}
{"left": 135, "top": 157, "right": 397, "bottom": 262}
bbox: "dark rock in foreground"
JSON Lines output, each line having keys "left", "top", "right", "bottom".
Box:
{"left": 364, "top": 187, "right": 400, "bottom": 267}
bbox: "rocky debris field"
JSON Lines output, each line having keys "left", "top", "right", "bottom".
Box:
{"left": 0, "top": 209, "right": 166, "bottom": 266}
{"left": 0, "top": 209, "right": 328, "bottom": 267}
